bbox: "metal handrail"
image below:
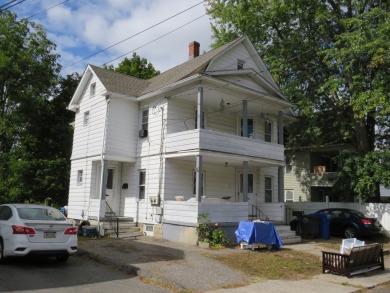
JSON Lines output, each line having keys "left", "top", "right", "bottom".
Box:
{"left": 250, "top": 205, "right": 269, "bottom": 221}
{"left": 105, "top": 201, "right": 119, "bottom": 237}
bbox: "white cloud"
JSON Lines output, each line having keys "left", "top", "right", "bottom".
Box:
{"left": 11, "top": 0, "right": 214, "bottom": 75}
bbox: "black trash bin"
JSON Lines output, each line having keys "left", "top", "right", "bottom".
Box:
{"left": 299, "top": 215, "right": 320, "bottom": 239}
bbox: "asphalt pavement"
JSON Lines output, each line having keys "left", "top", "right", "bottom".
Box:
{"left": 77, "top": 236, "right": 390, "bottom": 293}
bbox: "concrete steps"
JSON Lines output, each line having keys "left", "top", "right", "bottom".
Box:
{"left": 101, "top": 216, "right": 143, "bottom": 239}
{"left": 275, "top": 225, "right": 301, "bottom": 245}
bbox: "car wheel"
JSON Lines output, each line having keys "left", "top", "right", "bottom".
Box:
{"left": 56, "top": 255, "right": 69, "bottom": 263}
{"left": 0, "top": 239, "right": 5, "bottom": 264}
{"left": 344, "top": 226, "right": 358, "bottom": 238}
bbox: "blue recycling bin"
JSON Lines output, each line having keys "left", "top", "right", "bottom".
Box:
{"left": 314, "top": 212, "right": 331, "bottom": 240}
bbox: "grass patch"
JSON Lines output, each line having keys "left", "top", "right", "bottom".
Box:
{"left": 207, "top": 248, "right": 322, "bottom": 281}
{"left": 316, "top": 235, "right": 390, "bottom": 251}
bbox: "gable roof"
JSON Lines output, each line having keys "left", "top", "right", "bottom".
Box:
{"left": 68, "top": 35, "right": 288, "bottom": 110}
{"left": 140, "top": 37, "right": 242, "bottom": 95}
{"left": 89, "top": 65, "right": 150, "bottom": 96}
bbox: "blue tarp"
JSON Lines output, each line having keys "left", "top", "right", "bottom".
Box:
{"left": 235, "top": 221, "right": 283, "bottom": 249}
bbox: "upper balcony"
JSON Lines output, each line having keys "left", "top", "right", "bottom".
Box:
{"left": 165, "top": 128, "right": 284, "bottom": 164}
{"left": 310, "top": 166, "right": 338, "bottom": 187}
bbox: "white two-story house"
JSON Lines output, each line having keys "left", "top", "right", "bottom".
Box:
{"left": 67, "top": 36, "right": 293, "bottom": 244}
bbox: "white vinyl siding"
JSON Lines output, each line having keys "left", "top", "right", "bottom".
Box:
{"left": 70, "top": 77, "right": 106, "bottom": 160}
{"left": 104, "top": 98, "right": 138, "bottom": 161}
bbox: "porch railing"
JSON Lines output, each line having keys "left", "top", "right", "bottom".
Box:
{"left": 249, "top": 205, "right": 268, "bottom": 221}
{"left": 105, "top": 201, "right": 119, "bottom": 237}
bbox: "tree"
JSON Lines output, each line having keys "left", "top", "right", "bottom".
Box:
{"left": 104, "top": 52, "right": 160, "bottom": 79}
{"left": 0, "top": 10, "right": 74, "bottom": 205}
{"left": 206, "top": 0, "right": 390, "bottom": 201}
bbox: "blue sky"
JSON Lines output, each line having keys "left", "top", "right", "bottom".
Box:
{"left": 6, "top": 0, "right": 213, "bottom": 76}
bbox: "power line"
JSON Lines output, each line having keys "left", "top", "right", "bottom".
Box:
{"left": 102, "top": 14, "right": 207, "bottom": 67}
{"left": 26, "top": 0, "right": 71, "bottom": 20}
{"left": 0, "top": 0, "right": 26, "bottom": 10}
{"left": 63, "top": 0, "right": 205, "bottom": 70}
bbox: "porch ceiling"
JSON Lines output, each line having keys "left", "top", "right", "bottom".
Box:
{"left": 168, "top": 83, "right": 287, "bottom": 117}
{"left": 165, "top": 150, "right": 284, "bottom": 168}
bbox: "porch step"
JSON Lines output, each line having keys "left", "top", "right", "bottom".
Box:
{"left": 275, "top": 225, "right": 301, "bottom": 245}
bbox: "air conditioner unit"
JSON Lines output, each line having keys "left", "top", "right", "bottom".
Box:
{"left": 150, "top": 196, "right": 160, "bottom": 205}
{"left": 144, "top": 224, "right": 154, "bottom": 236}
{"left": 139, "top": 129, "right": 148, "bottom": 138}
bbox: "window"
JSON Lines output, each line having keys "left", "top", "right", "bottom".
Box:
{"left": 106, "top": 169, "right": 114, "bottom": 189}
{"left": 0, "top": 206, "right": 12, "bottom": 220}
{"left": 285, "top": 156, "right": 293, "bottom": 174}
{"left": 285, "top": 190, "right": 294, "bottom": 202}
{"left": 195, "top": 110, "right": 205, "bottom": 129}
{"left": 83, "top": 111, "right": 90, "bottom": 126}
{"left": 265, "top": 176, "right": 273, "bottom": 202}
{"left": 77, "top": 170, "right": 83, "bottom": 184}
{"left": 237, "top": 59, "right": 245, "bottom": 70}
{"left": 193, "top": 171, "right": 205, "bottom": 196}
{"left": 140, "top": 109, "right": 149, "bottom": 138}
{"left": 90, "top": 82, "right": 96, "bottom": 96}
{"left": 240, "top": 173, "right": 254, "bottom": 193}
{"left": 265, "top": 121, "right": 272, "bottom": 142}
{"left": 139, "top": 170, "right": 146, "bottom": 200}
{"left": 240, "top": 118, "right": 254, "bottom": 138}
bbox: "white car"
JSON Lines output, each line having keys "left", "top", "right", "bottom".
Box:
{"left": 0, "top": 204, "right": 77, "bottom": 263}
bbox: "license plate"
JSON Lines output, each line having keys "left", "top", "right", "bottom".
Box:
{"left": 44, "top": 232, "right": 56, "bottom": 238}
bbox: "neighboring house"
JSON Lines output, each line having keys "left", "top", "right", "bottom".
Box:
{"left": 284, "top": 144, "right": 355, "bottom": 202}
{"left": 67, "top": 36, "right": 293, "bottom": 244}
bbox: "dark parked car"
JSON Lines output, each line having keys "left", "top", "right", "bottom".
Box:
{"left": 315, "top": 208, "right": 383, "bottom": 238}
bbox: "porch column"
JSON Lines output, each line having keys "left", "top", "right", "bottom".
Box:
{"left": 197, "top": 87, "right": 204, "bottom": 129}
{"left": 278, "top": 111, "right": 285, "bottom": 202}
{"left": 243, "top": 161, "right": 248, "bottom": 202}
{"left": 196, "top": 155, "right": 203, "bottom": 202}
{"left": 242, "top": 100, "right": 248, "bottom": 137}
{"left": 99, "top": 159, "right": 108, "bottom": 219}
{"left": 278, "top": 166, "right": 284, "bottom": 203}
{"left": 278, "top": 111, "right": 284, "bottom": 145}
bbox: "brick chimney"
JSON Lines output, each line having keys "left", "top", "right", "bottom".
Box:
{"left": 189, "top": 41, "right": 200, "bottom": 59}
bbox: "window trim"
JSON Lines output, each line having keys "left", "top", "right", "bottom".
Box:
{"left": 264, "top": 120, "right": 272, "bottom": 142}
{"left": 285, "top": 189, "right": 294, "bottom": 202}
{"left": 140, "top": 109, "right": 149, "bottom": 138}
{"left": 239, "top": 117, "right": 255, "bottom": 138}
{"left": 237, "top": 59, "right": 245, "bottom": 70}
{"left": 83, "top": 111, "right": 90, "bottom": 126}
{"left": 138, "top": 169, "right": 146, "bottom": 200}
{"left": 285, "top": 156, "right": 293, "bottom": 174}
{"left": 77, "top": 170, "right": 83, "bottom": 185}
{"left": 264, "top": 176, "right": 273, "bottom": 203}
{"left": 90, "top": 82, "right": 96, "bottom": 96}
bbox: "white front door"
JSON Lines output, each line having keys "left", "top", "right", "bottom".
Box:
{"left": 105, "top": 168, "right": 115, "bottom": 209}
{"left": 237, "top": 172, "right": 255, "bottom": 204}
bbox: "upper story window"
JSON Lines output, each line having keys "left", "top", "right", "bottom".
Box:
{"left": 285, "top": 156, "right": 293, "bottom": 174}
{"left": 77, "top": 170, "right": 83, "bottom": 185}
{"left": 240, "top": 118, "right": 254, "bottom": 138}
{"left": 265, "top": 121, "right": 272, "bottom": 142}
{"left": 83, "top": 111, "right": 90, "bottom": 126}
{"left": 139, "top": 109, "right": 149, "bottom": 138}
{"left": 90, "top": 82, "right": 96, "bottom": 96}
{"left": 237, "top": 59, "right": 245, "bottom": 70}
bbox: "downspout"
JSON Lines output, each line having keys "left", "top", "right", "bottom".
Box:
{"left": 242, "top": 100, "right": 248, "bottom": 202}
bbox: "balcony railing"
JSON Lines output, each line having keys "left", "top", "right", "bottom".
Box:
{"left": 165, "top": 129, "right": 284, "bottom": 162}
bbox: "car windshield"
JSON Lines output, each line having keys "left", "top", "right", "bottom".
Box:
{"left": 17, "top": 207, "right": 66, "bottom": 221}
